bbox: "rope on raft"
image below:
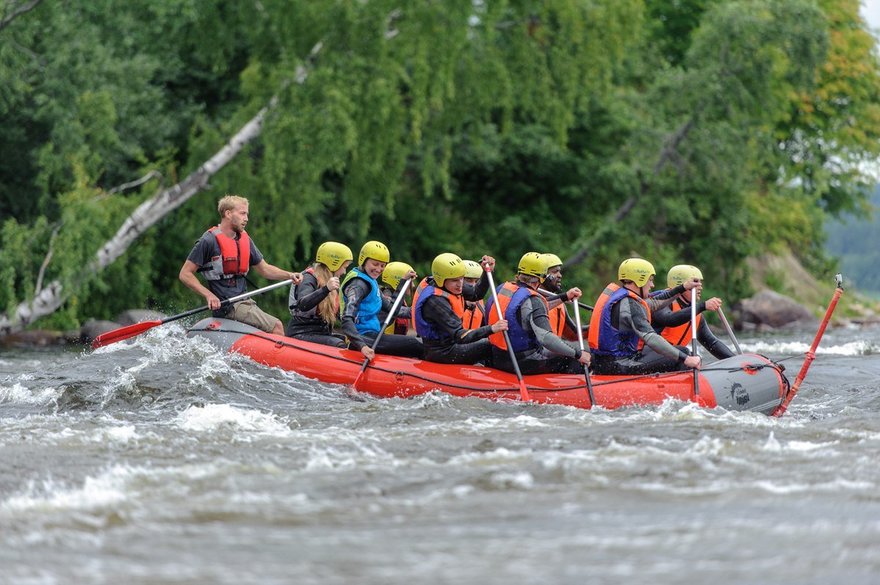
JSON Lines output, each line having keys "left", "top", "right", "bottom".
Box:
{"left": 205, "top": 327, "right": 788, "bottom": 395}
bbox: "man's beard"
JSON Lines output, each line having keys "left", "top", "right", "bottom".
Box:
{"left": 544, "top": 277, "right": 561, "bottom": 293}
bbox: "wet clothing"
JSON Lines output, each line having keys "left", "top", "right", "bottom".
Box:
{"left": 486, "top": 282, "right": 585, "bottom": 375}
{"left": 186, "top": 228, "right": 264, "bottom": 317}
{"left": 414, "top": 275, "right": 494, "bottom": 365}
{"left": 589, "top": 283, "right": 692, "bottom": 375}
{"left": 652, "top": 299, "right": 735, "bottom": 360}
{"left": 340, "top": 273, "right": 422, "bottom": 358}
{"left": 286, "top": 269, "right": 340, "bottom": 345}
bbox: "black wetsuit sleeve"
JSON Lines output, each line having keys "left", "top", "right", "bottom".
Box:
{"left": 294, "top": 274, "right": 330, "bottom": 312}
{"left": 697, "top": 318, "right": 735, "bottom": 360}
{"left": 340, "top": 279, "right": 372, "bottom": 350}
{"left": 465, "top": 270, "right": 490, "bottom": 301}
{"left": 382, "top": 279, "right": 412, "bottom": 319}
{"left": 652, "top": 300, "right": 707, "bottom": 329}
{"left": 619, "top": 297, "right": 689, "bottom": 362}
{"left": 647, "top": 285, "right": 686, "bottom": 312}
{"left": 422, "top": 296, "right": 493, "bottom": 343}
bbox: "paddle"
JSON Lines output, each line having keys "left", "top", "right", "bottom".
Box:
{"left": 487, "top": 270, "right": 532, "bottom": 402}
{"left": 91, "top": 279, "right": 293, "bottom": 349}
{"left": 572, "top": 298, "right": 595, "bottom": 408}
{"left": 352, "top": 276, "right": 413, "bottom": 389}
{"left": 690, "top": 290, "right": 700, "bottom": 398}
{"left": 716, "top": 307, "right": 742, "bottom": 354}
{"left": 772, "top": 274, "right": 844, "bottom": 417}
{"left": 538, "top": 288, "right": 593, "bottom": 311}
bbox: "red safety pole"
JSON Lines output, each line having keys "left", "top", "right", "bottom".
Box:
{"left": 772, "top": 274, "right": 844, "bottom": 417}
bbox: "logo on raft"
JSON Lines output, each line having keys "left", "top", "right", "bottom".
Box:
{"left": 729, "top": 382, "right": 750, "bottom": 406}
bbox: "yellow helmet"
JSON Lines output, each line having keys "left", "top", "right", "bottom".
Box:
{"left": 463, "top": 260, "right": 483, "bottom": 280}
{"left": 618, "top": 258, "right": 655, "bottom": 287}
{"left": 542, "top": 253, "right": 563, "bottom": 270}
{"left": 315, "top": 241, "right": 353, "bottom": 272}
{"left": 382, "top": 261, "right": 414, "bottom": 289}
{"left": 517, "top": 252, "right": 547, "bottom": 282}
{"left": 667, "top": 264, "right": 703, "bottom": 288}
{"left": 432, "top": 253, "right": 466, "bottom": 287}
{"left": 358, "top": 240, "right": 390, "bottom": 266}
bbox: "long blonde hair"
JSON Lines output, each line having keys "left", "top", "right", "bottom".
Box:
{"left": 312, "top": 263, "right": 338, "bottom": 325}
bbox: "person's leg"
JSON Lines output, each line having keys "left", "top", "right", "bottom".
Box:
{"left": 229, "top": 299, "right": 283, "bottom": 334}
{"left": 292, "top": 332, "right": 347, "bottom": 348}
{"left": 425, "top": 339, "right": 492, "bottom": 365}
{"left": 363, "top": 332, "right": 425, "bottom": 359}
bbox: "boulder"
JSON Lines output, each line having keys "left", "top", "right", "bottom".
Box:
{"left": 115, "top": 309, "right": 167, "bottom": 326}
{"left": 735, "top": 290, "right": 815, "bottom": 329}
{"left": 0, "top": 329, "right": 66, "bottom": 347}
{"left": 80, "top": 319, "right": 122, "bottom": 343}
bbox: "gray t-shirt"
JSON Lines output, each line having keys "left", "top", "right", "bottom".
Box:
{"left": 186, "top": 230, "right": 263, "bottom": 300}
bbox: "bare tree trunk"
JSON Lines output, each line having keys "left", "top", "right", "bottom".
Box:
{"left": 0, "top": 44, "right": 324, "bottom": 335}
{"left": 0, "top": 103, "right": 274, "bottom": 333}
{"left": 0, "top": 0, "right": 43, "bottom": 32}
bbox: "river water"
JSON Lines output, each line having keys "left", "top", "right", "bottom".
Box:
{"left": 1, "top": 322, "right": 879, "bottom": 585}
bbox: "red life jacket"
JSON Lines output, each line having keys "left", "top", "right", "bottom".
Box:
{"left": 660, "top": 299, "right": 700, "bottom": 346}
{"left": 201, "top": 227, "right": 251, "bottom": 280}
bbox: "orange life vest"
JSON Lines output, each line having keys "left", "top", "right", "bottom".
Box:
{"left": 588, "top": 283, "right": 651, "bottom": 356}
{"left": 547, "top": 303, "right": 567, "bottom": 337}
{"left": 487, "top": 282, "right": 548, "bottom": 352}
{"left": 413, "top": 282, "right": 466, "bottom": 341}
{"left": 659, "top": 299, "right": 700, "bottom": 346}
{"left": 462, "top": 300, "right": 485, "bottom": 330}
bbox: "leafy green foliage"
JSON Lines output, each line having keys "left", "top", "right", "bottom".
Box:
{"left": 1, "top": 0, "right": 879, "bottom": 329}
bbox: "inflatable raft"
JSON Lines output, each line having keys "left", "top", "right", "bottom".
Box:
{"left": 187, "top": 318, "right": 791, "bottom": 414}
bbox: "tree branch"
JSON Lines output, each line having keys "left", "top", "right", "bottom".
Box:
{"left": 0, "top": 42, "right": 324, "bottom": 335}
{"left": 0, "top": 0, "right": 44, "bottom": 33}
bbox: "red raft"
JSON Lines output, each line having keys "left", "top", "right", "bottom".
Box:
{"left": 187, "top": 318, "right": 791, "bottom": 414}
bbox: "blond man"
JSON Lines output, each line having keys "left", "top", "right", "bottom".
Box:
{"left": 179, "top": 195, "right": 300, "bottom": 335}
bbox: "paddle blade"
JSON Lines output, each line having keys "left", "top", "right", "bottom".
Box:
{"left": 90, "top": 320, "right": 162, "bottom": 349}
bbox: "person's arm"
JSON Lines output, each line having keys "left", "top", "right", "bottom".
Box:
{"left": 340, "top": 279, "right": 371, "bottom": 350}
{"left": 252, "top": 260, "right": 302, "bottom": 283}
{"left": 522, "top": 297, "right": 580, "bottom": 359}
{"left": 292, "top": 273, "right": 330, "bottom": 312}
{"left": 647, "top": 284, "right": 686, "bottom": 311}
{"left": 619, "top": 297, "right": 690, "bottom": 363}
{"left": 423, "top": 296, "right": 497, "bottom": 343}
{"left": 382, "top": 279, "right": 413, "bottom": 319}
{"left": 179, "top": 259, "right": 221, "bottom": 310}
{"left": 179, "top": 238, "right": 221, "bottom": 309}
{"left": 697, "top": 318, "right": 735, "bottom": 360}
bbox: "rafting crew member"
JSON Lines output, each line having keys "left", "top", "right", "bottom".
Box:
{"left": 340, "top": 241, "right": 424, "bottom": 358}
{"left": 461, "top": 260, "right": 487, "bottom": 330}
{"left": 179, "top": 194, "right": 302, "bottom": 336}
{"left": 486, "top": 252, "right": 590, "bottom": 375}
{"left": 651, "top": 264, "right": 735, "bottom": 360}
{"left": 588, "top": 258, "right": 702, "bottom": 375}
{"left": 285, "top": 242, "right": 373, "bottom": 358}
{"left": 540, "top": 252, "right": 585, "bottom": 341}
{"left": 412, "top": 253, "right": 505, "bottom": 365}
{"left": 379, "top": 261, "right": 416, "bottom": 335}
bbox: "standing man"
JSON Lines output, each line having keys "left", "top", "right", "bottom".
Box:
{"left": 179, "top": 194, "right": 301, "bottom": 335}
